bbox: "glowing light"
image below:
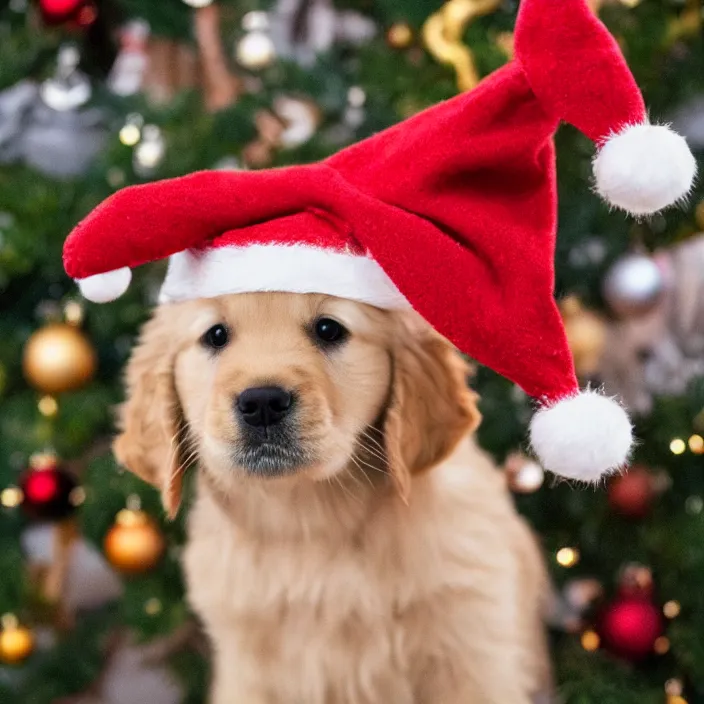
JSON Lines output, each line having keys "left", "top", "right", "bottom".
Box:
{"left": 665, "top": 679, "right": 683, "bottom": 696}
{"left": 144, "top": 597, "right": 163, "bottom": 615}
{"left": 38, "top": 395, "right": 59, "bottom": 417}
{"left": 64, "top": 301, "right": 84, "bottom": 326}
{"left": 69, "top": 486, "right": 86, "bottom": 507}
{"left": 581, "top": 630, "right": 600, "bottom": 652}
{"left": 654, "top": 636, "right": 670, "bottom": 655}
{"left": 1, "top": 487, "right": 23, "bottom": 508}
{"left": 556, "top": 547, "right": 580, "bottom": 568}
{"left": 119, "top": 123, "right": 141, "bottom": 146}
{"left": 670, "top": 438, "right": 686, "bottom": 455}
{"left": 663, "top": 601, "right": 681, "bottom": 619}
{"left": 686, "top": 496, "right": 704, "bottom": 515}
{"left": 688, "top": 435, "right": 704, "bottom": 454}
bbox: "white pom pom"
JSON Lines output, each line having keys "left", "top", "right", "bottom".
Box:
{"left": 76, "top": 267, "right": 132, "bottom": 303}
{"left": 529, "top": 390, "right": 633, "bottom": 483}
{"left": 593, "top": 123, "right": 697, "bottom": 216}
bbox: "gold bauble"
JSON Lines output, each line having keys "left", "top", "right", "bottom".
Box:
{"left": 104, "top": 509, "right": 166, "bottom": 574}
{"left": 387, "top": 22, "right": 414, "bottom": 49}
{"left": 23, "top": 323, "right": 97, "bottom": 395}
{"left": 0, "top": 618, "right": 34, "bottom": 664}
{"left": 560, "top": 296, "right": 607, "bottom": 377}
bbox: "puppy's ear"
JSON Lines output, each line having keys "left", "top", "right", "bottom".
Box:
{"left": 384, "top": 325, "right": 481, "bottom": 502}
{"left": 113, "top": 313, "right": 188, "bottom": 519}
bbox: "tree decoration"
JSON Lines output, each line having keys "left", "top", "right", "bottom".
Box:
{"left": 387, "top": 22, "right": 414, "bottom": 49}
{"left": 132, "top": 125, "right": 166, "bottom": 178}
{"left": 38, "top": 0, "right": 93, "bottom": 26}
{"left": 597, "top": 564, "right": 664, "bottom": 662}
{"left": 268, "top": 0, "right": 376, "bottom": 67}
{"left": 598, "top": 234, "right": 704, "bottom": 414}
{"left": 423, "top": 0, "right": 502, "bottom": 93}
{"left": 549, "top": 578, "right": 604, "bottom": 633}
{"left": 602, "top": 251, "right": 666, "bottom": 319}
{"left": 235, "top": 11, "right": 277, "bottom": 70}
{"left": 599, "top": 595, "right": 663, "bottom": 661}
{"left": 104, "top": 500, "right": 166, "bottom": 575}
{"left": 20, "top": 453, "right": 81, "bottom": 522}
{"left": 0, "top": 614, "right": 34, "bottom": 665}
{"left": 560, "top": 296, "right": 607, "bottom": 377}
{"left": 504, "top": 452, "right": 545, "bottom": 493}
{"left": 607, "top": 465, "right": 657, "bottom": 519}
{"left": 23, "top": 321, "right": 96, "bottom": 395}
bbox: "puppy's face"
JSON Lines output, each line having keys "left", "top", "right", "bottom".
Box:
{"left": 175, "top": 293, "right": 392, "bottom": 483}
{"left": 115, "top": 292, "right": 479, "bottom": 517}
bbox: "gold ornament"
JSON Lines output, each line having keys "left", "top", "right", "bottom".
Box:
{"left": 422, "top": 0, "right": 502, "bottom": 93}
{"left": 560, "top": 296, "right": 607, "bottom": 377}
{"left": 0, "top": 615, "right": 34, "bottom": 664}
{"left": 387, "top": 22, "right": 414, "bottom": 49}
{"left": 104, "top": 507, "right": 166, "bottom": 574}
{"left": 23, "top": 323, "right": 97, "bottom": 395}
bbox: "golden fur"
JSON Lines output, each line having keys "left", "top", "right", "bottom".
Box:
{"left": 115, "top": 292, "right": 551, "bottom": 704}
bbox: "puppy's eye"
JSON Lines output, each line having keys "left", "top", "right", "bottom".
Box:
{"left": 314, "top": 317, "right": 348, "bottom": 346}
{"left": 202, "top": 324, "right": 230, "bottom": 350}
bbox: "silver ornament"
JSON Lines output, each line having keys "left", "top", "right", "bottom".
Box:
{"left": 236, "top": 13, "right": 276, "bottom": 70}
{"left": 133, "top": 125, "right": 165, "bottom": 178}
{"left": 603, "top": 252, "right": 666, "bottom": 318}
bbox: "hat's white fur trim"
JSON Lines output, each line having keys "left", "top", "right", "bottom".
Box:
{"left": 593, "top": 122, "right": 697, "bottom": 216}
{"left": 529, "top": 390, "right": 633, "bottom": 482}
{"left": 77, "top": 267, "right": 132, "bottom": 303}
{"left": 158, "top": 244, "right": 410, "bottom": 309}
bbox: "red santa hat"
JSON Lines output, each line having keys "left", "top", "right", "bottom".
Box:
{"left": 63, "top": 0, "right": 696, "bottom": 483}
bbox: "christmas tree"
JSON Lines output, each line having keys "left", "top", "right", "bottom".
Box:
{"left": 0, "top": 0, "right": 703, "bottom": 701}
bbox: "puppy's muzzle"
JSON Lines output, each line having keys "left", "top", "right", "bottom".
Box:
{"left": 233, "top": 386, "right": 308, "bottom": 475}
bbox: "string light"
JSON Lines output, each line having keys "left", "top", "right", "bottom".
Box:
{"left": 63, "top": 301, "right": 84, "bottom": 326}
{"left": 686, "top": 496, "right": 704, "bottom": 515}
{"left": 581, "top": 630, "right": 600, "bottom": 651}
{"left": 144, "top": 597, "right": 163, "bottom": 615}
{"left": 654, "top": 636, "right": 671, "bottom": 655}
{"left": 556, "top": 547, "right": 580, "bottom": 568}
{"left": 663, "top": 600, "right": 681, "bottom": 619}
{"left": 119, "top": 123, "right": 141, "bottom": 146}
{"left": 688, "top": 435, "right": 704, "bottom": 454}
{"left": 665, "top": 679, "right": 683, "bottom": 697}
{"left": 69, "top": 486, "right": 86, "bottom": 507}
{"left": 1, "top": 487, "right": 23, "bottom": 508}
{"left": 119, "top": 113, "right": 143, "bottom": 146}
{"left": 670, "top": 438, "right": 686, "bottom": 455}
{"left": 38, "top": 395, "right": 59, "bottom": 417}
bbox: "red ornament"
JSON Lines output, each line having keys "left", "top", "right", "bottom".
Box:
{"left": 608, "top": 466, "right": 656, "bottom": 519}
{"left": 20, "top": 454, "right": 79, "bottom": 521}
{"left": 598, "top": 595, "right": 663, "bottom": 661}
{"left": 38, "top": 0, "right": 94, "bottom": 26}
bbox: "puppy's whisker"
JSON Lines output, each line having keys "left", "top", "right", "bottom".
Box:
{"left": 348, "top": 455, "right": 376, "bottom": 489}
{"left": 331, "top": 470, "right": 362, "bottom": 505}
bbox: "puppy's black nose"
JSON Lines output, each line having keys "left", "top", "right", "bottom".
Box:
{"left": 237, "top": 387, "right": 293, "bottom": 427}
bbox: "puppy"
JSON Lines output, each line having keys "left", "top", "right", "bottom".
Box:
{"left": 115, "top": 292, "right": 552, "bottom": 704}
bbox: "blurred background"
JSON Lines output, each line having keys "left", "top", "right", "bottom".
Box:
{"left": 0, "top": 0, "right": 702, "bottom": 702}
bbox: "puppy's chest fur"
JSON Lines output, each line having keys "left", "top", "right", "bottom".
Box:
{"left": 183, "top": 440, "right": 542, "bottom": 704}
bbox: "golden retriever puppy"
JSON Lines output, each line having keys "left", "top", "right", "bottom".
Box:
{"left": 114, "top": 292, "right": 552, "bottom": 704}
